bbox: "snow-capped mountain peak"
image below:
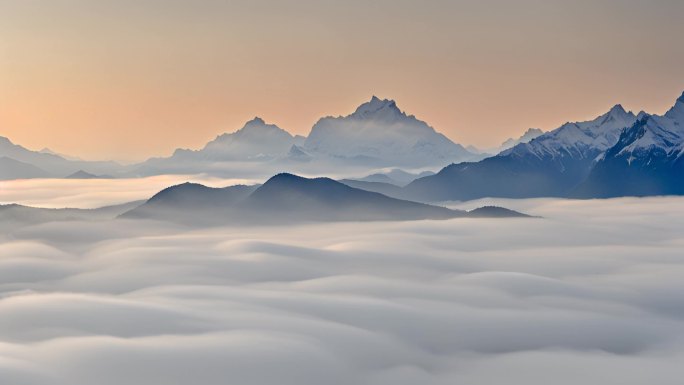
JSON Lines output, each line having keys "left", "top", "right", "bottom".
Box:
{"left": 664, "top": 91, "right": 684, "bottom": 121}
{"left": 214, "top": 117, "right": 292, "bottom": 142}
{"left": 502, "top": 104, "right": 637, "bottom": 159}
{"left": 576, "top": 91, "right": 684, "bottom": 197}
{"left": 612, "top": 91, "right": 684, "bottom": 157}
{"left": 608, "top": 103, "right": 626, "bottom": 114}
{"left": 596, "top": 104, "right": 635, "bottom": 129}
{"left": 352, "top": 96, "right": 403, "bottom": 119}
{"left": 245, "top": 116, "right": 266, "bottom": 126}
{"left": 303, "top": 97, "right": 475, "bottom": 167}
{"left": 182, "top": 118, "right": 298, "bottom": 161}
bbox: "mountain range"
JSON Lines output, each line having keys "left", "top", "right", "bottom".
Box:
{"left": 402, "top": 103, "right": 640, "bottom": 200}
{"left": 123, "top": 173, "right": 528, "bottom": 225}
{"left": 574, "top": 92, "right": 684, "bottom": 197}
{"left": 129, "top": 97, "right": 480, "bottom": 177}
{"left": 2, "top": 92, "right": 684, "bottom": 200}
{"left": 402, "top": 92, "right": 684, "bottom": 201}
{"left": 0, "top": 136, "right": 121, "bottom": 179}
{"left": 1, "top": 97, "right": 476, "bottom": 180}
{"left": 468, "top": 127, "right": 545, "bottom": 156}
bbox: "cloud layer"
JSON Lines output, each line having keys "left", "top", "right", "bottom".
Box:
{"left": 0, "top": 175, "right": 256, "bottom": 208}
{"left": 1, "top": 197, "right": 683, "bottom": 384}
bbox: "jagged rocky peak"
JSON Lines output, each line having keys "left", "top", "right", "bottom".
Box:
{"left": 244, "top": 116, "right": 266, "bottom": 126}
{"left": 609, "top": 103, "right": 627, "bottom": 114}
{"left": 636, "top": 111, "right": 650, "bottom": 120}
{"left": 237, "top": 116, "right": 280, "bottom": 133}
{"left": 303, "top": 95, "right": 474, "bottom": 167}
{"left": 600, "top": 104, "right": 635, "bottom": 123}
{"left": 523, "top": 127, "right": 544, "bottom": 136}
{"left": 665, "top": 91, "right": 684, "bottom": 119}
{"left": 352, "top": 96, "right": 403, "bottom": 118}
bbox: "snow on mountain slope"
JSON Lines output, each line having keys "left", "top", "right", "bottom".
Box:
{"left": 574, "top": 92, "right": 684, "bottom": 197}
{"left": 304, "top": 96, "right": 476, "bottom": 167}
{"left": 615, "top": 93, "right": 684, "bottom": 157}
{"left": 402, "top": 103, "right": 640, "bottom": 201}
{"left": 503, "top": 104, "right": 637, "bottom": 160}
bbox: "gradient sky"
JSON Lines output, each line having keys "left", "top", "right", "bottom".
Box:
{"left": 1, "top": 0, "right": 683, "bottom": 162}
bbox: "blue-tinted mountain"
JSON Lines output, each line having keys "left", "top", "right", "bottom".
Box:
{"left": 123, "top": 173, "right": 528, "bottom": 224}
{"left": 304, "top": 96, "right": 477, "bottom": 167}
{"left": 467, "top": 206, "right": 532, "bottom": 218}
{"left": 135, "top": 118, "right": 303, "bottom": 176}
{"left": 0, "top": 200, "right": 144, "bottom": 232}
{"left": 354, "top": 168, "right": 436, "bottom": 186}
{"left": 403, "top": 104, "right": 638, "bottom": 201}
{"left": 124, "top": 98, "right": 481, "bottom": 177}
{"left": 121, "top": 182, "right": 259, "bottom": 221}
{"left": 338, "top": 179, "right": 405, "bottom": 198}
{"left": 246, "top": 173, "right": 467, "bottom": 221}
{"left": 179, "top": 117, "right": 300, "bottom": 161}
{"left": 574, "top": 92, "right": 684, "bottom": 197}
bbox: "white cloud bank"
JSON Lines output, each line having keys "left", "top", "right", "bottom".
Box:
{"left": 1, "top": 197, "right": 683, "bottom": 384}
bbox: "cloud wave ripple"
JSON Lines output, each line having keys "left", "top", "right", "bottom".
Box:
{"left": 1, "top": 197, "right": 683, "bottom": 384}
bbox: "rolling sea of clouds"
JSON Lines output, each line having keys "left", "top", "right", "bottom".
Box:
{"left": 0, "top": 197, "right": 683, "bottom": 384}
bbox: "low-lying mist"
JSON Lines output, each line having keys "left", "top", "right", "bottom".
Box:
{"left": 1, "top": 197, "right": 683, "bottom": 384}
{"left": 0, "top": 175, "right": 260, "bottom": 209}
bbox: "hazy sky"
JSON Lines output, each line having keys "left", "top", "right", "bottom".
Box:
{"left": 1, "top": 0, "right": 683, "bottom": 161}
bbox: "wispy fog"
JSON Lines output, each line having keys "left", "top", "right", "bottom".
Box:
{"left": 1, "top": 197, "right": 683, "bottom": 384}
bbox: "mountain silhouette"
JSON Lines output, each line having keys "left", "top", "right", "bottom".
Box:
{"left": 123, "top": 173, "right": 528, "bottom": 224}
{"left": 304, "top": 96, "right": 476, "bottom": 167}
{"left": 403, "top": 103, "right": 639, "bottom": 201}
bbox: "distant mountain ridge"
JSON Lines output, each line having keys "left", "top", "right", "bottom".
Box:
{"left": 0, "top": 136, "right": 121, "bottom": 180}
{"left": 174, "top": 117, "right": 303, "bottom": 161}
{"left": 4, "top": 91, "right": 684, "bottom": 200}
{"left": 131, "top": 97, "right": 478, "bottom": 176}
{"left": 499, "top": 128, "right": 545, "bottom": 152}
{"left": 470, "top": 128, "right": 545, "bottom": 155}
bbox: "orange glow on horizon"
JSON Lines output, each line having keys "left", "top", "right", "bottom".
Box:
{"left": 1, "top": 0, "right": 683, "bottom": 162}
